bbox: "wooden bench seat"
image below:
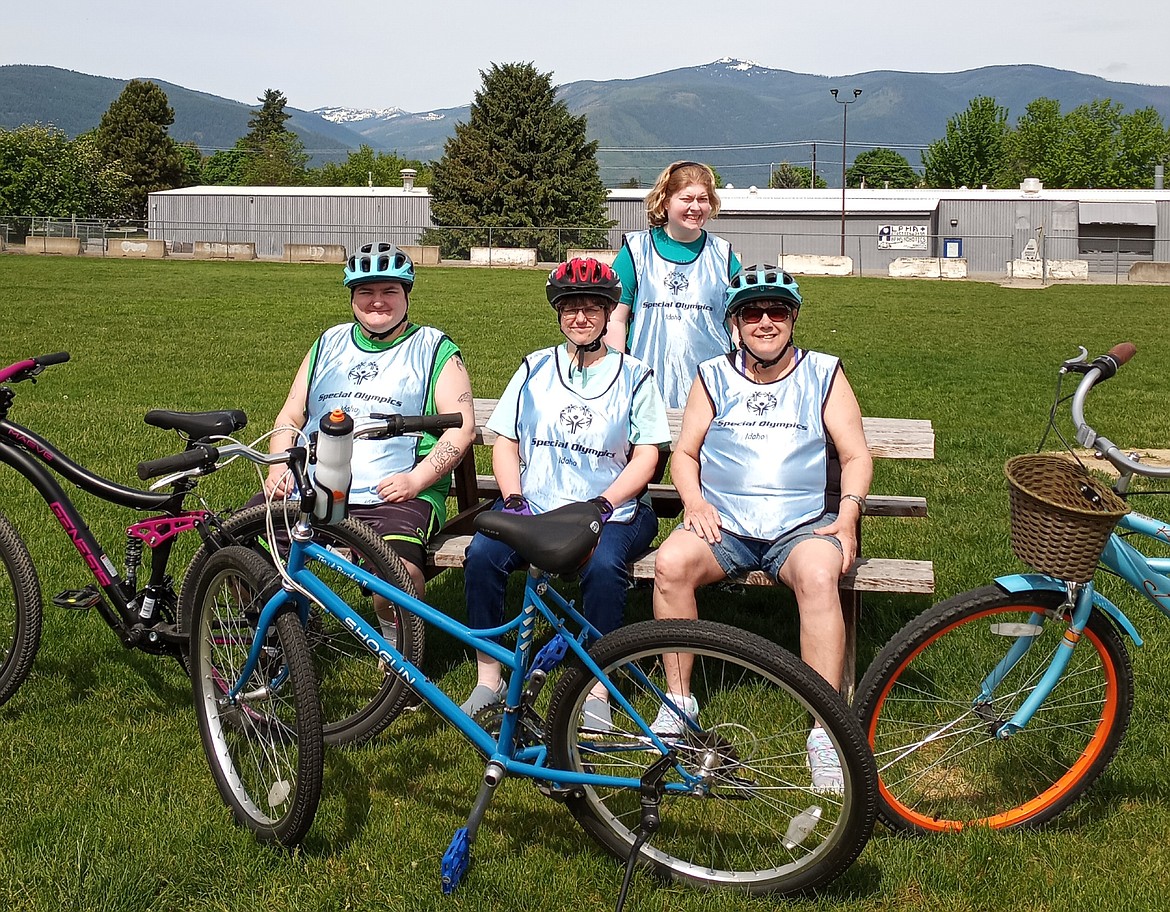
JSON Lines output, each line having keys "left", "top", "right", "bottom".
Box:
{"left": 429, "top": 398, "right": 935, "bottom": 698}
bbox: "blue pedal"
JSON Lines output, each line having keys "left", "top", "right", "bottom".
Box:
{"left": 440, "top": 827, "right": 470, "bottom": 895}
{"left": 530, "top": 635, "right": 569, "bottom": 676}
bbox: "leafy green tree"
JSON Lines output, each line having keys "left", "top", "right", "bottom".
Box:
{"left": 922, "top": 96, "right": 1011, "bottom": 188}
{"left": 769, "top": 162, "right": 826, "bottom": 189}
{"left": 1001, "top": 97, "right": 1169, "bottom": 188}
{"left": 846, "top": 148, "right": 919, "bottom": 188}
{"left": 93, "top": 79, "right": 186, "bottom": 219}
{"left": 239, "top": 132, "right": 309, "bottom": 186}
{"left": 177, "top": 142, "right": 204, "bottom": 185}
{"left": 310, "top": 145, "right": 433, "bottom": 187}
{"left": 0, "top": 125, "right": 129, "bottom": 234}
{"left": 424, "top": 62, "right": 610, "bottom": 261}
{"left": 236, "top": 89, "right": 308, "bottom": 186}
{"left": 201, "top": 148, "right": 248, "bottom": 185}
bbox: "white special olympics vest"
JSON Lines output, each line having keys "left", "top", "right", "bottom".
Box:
{"left": 510, "top": 347, "right": 654, "bottom": 523}
{"left": 697, "top": 349, "right": 840, "bottom": 540}
{"left": 306, "top": 323, "right": 447, "bottom": 505}
{"left": 625, "top": 229, "right": 734, "bottom": 409}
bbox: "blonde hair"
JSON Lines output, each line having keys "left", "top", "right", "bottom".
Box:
{"left": 644, "top": 161, "right": 721, "bottom": 227}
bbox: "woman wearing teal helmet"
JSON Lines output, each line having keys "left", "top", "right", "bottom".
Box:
{"left": 650, "top": 265, "right": 872, "bottom": 794}
{"left": 261, "top": 242, "right": 475, "bottom": 599}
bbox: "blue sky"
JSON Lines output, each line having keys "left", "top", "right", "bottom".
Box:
{"left": 3, "top": 0, "right": 1168, "bottom": 112}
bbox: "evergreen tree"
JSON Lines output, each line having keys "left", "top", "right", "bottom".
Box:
{"left": 93, "top": 79, "right": 185, "bottom": 219}
{"left": 769, "top": 162, "right": 826, "bottom": 189}
{"left": 201, "top": 148, "right": 249, "bottom": 185}
{"left": 424, "top": 62, "right": 610, "bottom": 261}
{"left": 922, "top": 96, "right": 1010, "bottom": 188}
{"left": 237, "top": 89, "right": 308, "bottom": 186}
{"left": 846, "top": 148, "right": 919, "bottom": 188}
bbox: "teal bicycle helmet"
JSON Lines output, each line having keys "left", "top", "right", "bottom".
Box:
{"left": 344, "top": 242, "right": 415, "bottom": 291}
{"left": 725, "top": 265, "right": 803, "bottom": 370}
{"left": 724, "top": 264, "right": 802, "bottom": 318}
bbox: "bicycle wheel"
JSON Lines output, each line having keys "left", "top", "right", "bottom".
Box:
{"left": 0, "top": 511, "right": 42, "bottom": 707}
{"left": 181, "top": 502, "right": 423, "bottom": 746}
{"left": 856, "top": 584, "right": 1133, "bottom": 834}
{"left": 189, "top": 545, "right": 323, "bottom": 847}
{"left": 546, "top": 619, "right": 875, "bottom": 895}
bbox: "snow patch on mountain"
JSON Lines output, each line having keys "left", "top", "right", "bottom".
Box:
{"left": 312, "top": 106, "right": 408, "bottom": 124}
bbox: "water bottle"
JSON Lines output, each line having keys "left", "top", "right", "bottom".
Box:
{"left": 312, "top": 409, "right": 353, "bottom": 524}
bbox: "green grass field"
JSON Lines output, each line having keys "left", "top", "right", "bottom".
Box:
{"left": 3, "top": 255, "right": 1170, "bottom": 911}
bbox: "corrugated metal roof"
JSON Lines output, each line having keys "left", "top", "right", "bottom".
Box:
{"left": 1079, "top": 201, "right": 1158, "bottom": 225}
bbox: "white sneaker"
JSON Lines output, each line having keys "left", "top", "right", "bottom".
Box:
{"left": 806, "top": 726, "right": 844, "bottom": 794}
{"left": 650, "top": 693, "right": 699, "bottom": 736}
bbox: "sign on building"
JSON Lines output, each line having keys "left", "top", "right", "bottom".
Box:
{"left": 877, "top": 224, "right": 928, "bottom": 250}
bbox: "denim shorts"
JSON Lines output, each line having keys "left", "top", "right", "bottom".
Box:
{"left": 708, "top": 512, "right": 842, "bottom": 582}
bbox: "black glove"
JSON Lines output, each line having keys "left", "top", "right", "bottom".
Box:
{"left": 588, "top": 495, "right": 614, "bottom": 524}
{"left": 502, "top": 494, "right": 533, "bottom": 516}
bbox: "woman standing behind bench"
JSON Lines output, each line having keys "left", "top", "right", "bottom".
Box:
{"left": 604, "top": 160, "right": 741, "bottom": 409}
{"left": 651, "top": 266, "right": 873, "bottom": 793}
{"left": 461, "top": 258, "right": 670, "bottom": 722}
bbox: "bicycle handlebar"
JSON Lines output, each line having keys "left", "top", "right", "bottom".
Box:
{"left": 137, "top": 444, "right": 221, "bottom": 480}
{"left": 1069, "top": 342, "right": 1170, "bottom": 479}
{"left": 0, "top": 351, "right": 71, "bottom": 385}
{"left": 134, "top": 412, "right": 465, "bottom": 481}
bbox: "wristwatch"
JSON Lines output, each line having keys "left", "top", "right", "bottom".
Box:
{"left": 840, "top": 493, "right": 867, "bottom": 514}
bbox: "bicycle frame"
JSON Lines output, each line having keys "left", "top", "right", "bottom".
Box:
{"left": 987, "top": 508, "right": 1170, "bottom": 736}
{"left": 0, "top": 410, "right": 205, "bottom": 644}
{"left": 233, "top": 528, "right": 697, "bottom": 792}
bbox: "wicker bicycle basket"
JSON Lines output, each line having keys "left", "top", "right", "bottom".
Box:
{"left": 1004, "top": 453, "right": 1130, "bottom": 583}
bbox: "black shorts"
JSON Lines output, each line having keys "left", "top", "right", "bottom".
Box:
{"left": 244, "top": 493, "right": 438, "bottom": 570}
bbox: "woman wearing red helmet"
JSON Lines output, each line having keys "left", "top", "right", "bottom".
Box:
{"left": 459, "top": 257, "right": 670, "bottom": 724}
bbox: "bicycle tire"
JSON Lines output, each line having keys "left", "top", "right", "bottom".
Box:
{"left": 190, "top": 546, "right": 323, "bottom": 847}
{"left": 0, "top": 511, "right": 43, "bottom": 707}
{"left": 180, "top": 502, "right": 424, "bottom": 746}
{"left": 855, "top": 584, "right": 1133, "bottom": 834}
{"left": 546, "top": 619, "right": 876, "bottom": 895}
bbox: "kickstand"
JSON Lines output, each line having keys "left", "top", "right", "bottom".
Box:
{"left": 614, "top": 749, "right": 676, "bottom": 912}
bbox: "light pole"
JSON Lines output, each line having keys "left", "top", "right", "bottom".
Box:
{"left": 830, "top": 88, "right": 862, "bottom": 256}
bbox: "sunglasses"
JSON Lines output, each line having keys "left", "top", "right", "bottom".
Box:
{"left": 738, "top": 303, "right": 796, "bottom": 324}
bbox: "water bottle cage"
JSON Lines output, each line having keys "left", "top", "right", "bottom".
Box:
{"left": 311, "top": 480, "right": 351, "bottom": 525}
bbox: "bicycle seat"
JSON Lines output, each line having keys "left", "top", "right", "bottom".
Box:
{"left": 474, "top": 501, "right": 603, "bottom": 575}
{"left": 144, "top": 409, "right": 248, "bottom": 440}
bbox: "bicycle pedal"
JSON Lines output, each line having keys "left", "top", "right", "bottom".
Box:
{"left": 440, "top": 826, "right": 470, "bottom": 895}
{"left": 53, "top": 586, "right": 102, "bottom": 610}
{"left": 529, "top": 634, "right": 569, "bottom": 676}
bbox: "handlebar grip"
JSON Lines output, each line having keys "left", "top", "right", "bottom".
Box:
{"left": 137, "top": 444, "right": 219, "bottom": 480}
{"left": 1092, "top": 342, "right": 1137, "bottom": 381}
{"left": 37, "top": 352, "right": 70, "bottom": 366}
{"left": 368, "top": 412, "right": 464, "bottom": 436}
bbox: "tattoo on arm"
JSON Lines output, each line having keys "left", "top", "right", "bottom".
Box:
{"left": 458, "top": 391, "right": 472, "bottom": 403}
{"left": 428, "top": 440, "right": 462, "bottom": 474}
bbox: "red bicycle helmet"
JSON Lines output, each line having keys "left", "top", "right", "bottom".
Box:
{"left": 545, "top": 257, "right": 622, "bottom": 307}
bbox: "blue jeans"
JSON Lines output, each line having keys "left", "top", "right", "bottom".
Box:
{"left": 464, "top": 500, "right": 658, "bottom": 637}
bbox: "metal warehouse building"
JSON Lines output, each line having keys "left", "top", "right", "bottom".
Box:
{"left": 149, "top": 182, "right": 1170, "bottom": 278}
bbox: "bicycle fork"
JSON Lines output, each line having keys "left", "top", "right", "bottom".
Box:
{"left": 980, "top": 581, "right": 1095, "bottom": 738}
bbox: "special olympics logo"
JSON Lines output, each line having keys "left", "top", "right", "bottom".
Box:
{"left": 559, "top": 404, "right": 593, "bottom": 434}
{"left": 348, "top": 362, "right": 379, "bottom": 384}
{"left": 746, "top": 391, "right": 777, "bottom": 415}
{"left": 665, "top": 271, "right": 689, "bottom": 295}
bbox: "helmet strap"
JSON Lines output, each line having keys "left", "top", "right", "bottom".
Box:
{"left": 565, "top": 334, "right": 605, "bottom": 375}
{"left": 738, "top": 337, "right": 792, "bottom": 373}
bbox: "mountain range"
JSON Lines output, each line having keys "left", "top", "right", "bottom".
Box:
{"left": 3, "top": 59, "right": 1170, "bottom": 187}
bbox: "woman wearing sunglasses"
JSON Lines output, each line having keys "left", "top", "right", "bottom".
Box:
{"left": 605, "top": 160, "right": 741, "bottom": 409}
{"left": 648, "top": 265, "right": 872, "bottom": 794}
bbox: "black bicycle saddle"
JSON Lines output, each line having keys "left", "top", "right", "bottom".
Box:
{"left": 474, "top": 501, "right": 603, "bottom": 576}
{"left": 144, "top": 409, "right": 248, "bottom": 440}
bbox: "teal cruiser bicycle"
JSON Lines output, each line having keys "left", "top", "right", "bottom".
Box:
{"left": 858, "top": 343, "right": 1170, "bottom": 834}
{"left": 175, "top": 409, "right": 877, "bottom": 901}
